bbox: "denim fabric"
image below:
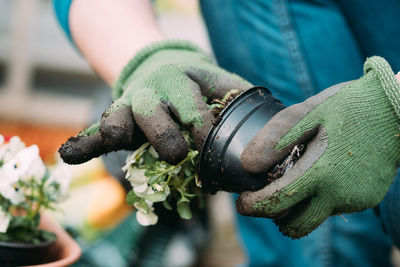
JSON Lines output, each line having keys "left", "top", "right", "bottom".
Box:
{"left": 381, "top": 171, "right": 400, "bottom": 248}
{"left": 201, "top": 0, "right": 400, "bottom": 266}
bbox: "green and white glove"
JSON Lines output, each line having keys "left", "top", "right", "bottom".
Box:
{"left": 237, "top": 56, "right": 400, "bottom": 239}
{"left": 59, "top": 40, "right": 251, "bottom": 164}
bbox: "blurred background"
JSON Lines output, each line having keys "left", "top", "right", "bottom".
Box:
{"left": 0, "top": 0, "right": 245, "bottom": 266}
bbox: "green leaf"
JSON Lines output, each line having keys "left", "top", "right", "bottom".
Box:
{"left": 9, "top": 216, "right": 35, "bottom": 230}
{"left": 171, "top": 166, "right": 182, "bottom": 175}
{"left": 187, "top": 150, "right": 199, "bottom": 159}
{"left": 184, "top": 168, "right": 192, "bottom": 177}
{"left": 1, "top": 226, "right": 56, "bottom": 244}
{"left": 148, "top": 146, "right": 159, "bottom": 159}
{"left": 39, "top": 230, "right": 57, "bottom": 243}
{"left": 156, "top": 161, "right": 167, "bottom": 169}
{"left": 179, "top": 195, "right": 190, "bottom": 203}
{"left": 177, "top": 201, "right": 192, "bottom": 220}
{"left": 188, "top": 150, "right": 199, "bottom": 165}
{"left": 143, "top": 151, "right": 157, "bottom": 167}
{"left": 144, "top": 191, "right": 167, "bottom": 202}
{"left": 126, "top": 190, "right": 140, "bottom": 205}
{"left": 144, "top": 169, "right": 155, "bottom": 177}
{"left": 148, "top": 174, "right": 162, "bottom": 185}
{"left": 163, "top": 200, "right": 172, "bottom": 210}
{"left": 33, "top": 213, "right": 40, "bottom": 228}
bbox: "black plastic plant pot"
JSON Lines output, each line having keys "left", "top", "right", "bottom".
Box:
{"left": 199, "top": 86, "right": 286, "bottom": 194}
{"left": 0, "top": 239, "right": 55, "bottom": 266}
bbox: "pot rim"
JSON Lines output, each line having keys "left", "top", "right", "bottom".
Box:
{"left": 200, "top": 86, "right": 269, "bottom": 158}
{"left": 0, "top": 238, "right": 55, "bottom": 249}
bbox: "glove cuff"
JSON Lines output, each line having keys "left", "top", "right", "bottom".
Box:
{"left": 112, "top": 40, "right": 208, "bottom": 99}
{"left": 364, "top": 56, "right": 400, "bottom": 121}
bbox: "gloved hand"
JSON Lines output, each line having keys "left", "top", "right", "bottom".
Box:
{"left": 59, "top": 41, "right": 251, "bottom": 164}
{"left": 237, "top": 56, "right": 400, "bottom": 239}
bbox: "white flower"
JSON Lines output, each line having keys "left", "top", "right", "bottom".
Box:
{"left": 3, "top": 145, "right": 46, "bottom": 182}
{"left": 127, "top": 167, "right": 148, "bottom": 187}
{"left": 134, "top": 201, "right": 158, "bottom": 226}
{"left": 122, "top": 157, "right": 135, "bottom": 179}
{"left": 0, "top": 170, "right": 23, "bottom": 204}
{"left": 46, "top": 160, "right": 71, "bottom": 202}
{"left": 0, "top": 208, "right": 11, "bottom": 233}
{"left": 0, "top": 146, "right": 46, "bottom": 204}
{"left": 136, "top": 210, "right": 158, "bottom": 226}
{"left": 134, "top": 183, "right": 154, "bottom": 198}
{"left": 0, "top": 136, "right": 25, "bottom": 163}
{"left": 122, "top": 143, "right": 150, "bottom": 175}
{"left": 147, "top": 182, "right": 170, "bottom": 202}
{"left": 0, "top": 144, "right": 45, "bottom": 204}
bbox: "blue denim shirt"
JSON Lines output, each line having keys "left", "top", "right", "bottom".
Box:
{"left": 54, "top": 0, "right": 400, "bottom": 265}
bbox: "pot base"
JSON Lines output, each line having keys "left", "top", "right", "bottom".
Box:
{"left": 199, "top": 87, "right": 286, "bottom": 194}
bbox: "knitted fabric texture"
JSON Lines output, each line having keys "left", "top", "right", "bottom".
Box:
{"left": 112, "top": 40, "right": 209, "bottom": 99}
{"left": 80, "top": 40, "right": 251, "bottom": 144}
{"left": 364, "top": 56, "right": 400, "bottom": 121}
{"left": 253, "top": 56, "right": 400, "bottom": 238}
{"left": 108, "top": 40, "right": 247, "bottom": 129}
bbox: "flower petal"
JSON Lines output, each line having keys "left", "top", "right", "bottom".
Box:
{"left": 136, "top": 210, "right": 158, "bottom": 226}
{"left": 127, "top": 168, "right": 148, "bottom": 187}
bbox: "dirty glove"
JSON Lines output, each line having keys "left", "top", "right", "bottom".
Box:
{"left": 59, "top": 40, "right": 251, "bottom": 164}
{"left": 237, "top": 56, "right": 400, "bottom": 239}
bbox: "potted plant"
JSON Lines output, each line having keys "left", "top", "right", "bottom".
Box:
{"left": 0, "top": 135, "right": 81, "bottom": 266}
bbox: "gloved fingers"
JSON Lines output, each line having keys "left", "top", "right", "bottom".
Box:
{"left": 275, "top": 199, "right": 332, "bottom": 239}
{"left": 58, "top": 122, "right": 106, "bottom": 164}
{"left": 275, "top": 81, "right": 353, "bottom": 149}
{"left": 100, "top": 104, "right": 140, "bottom": 151}
{"left": 185, "top": 67, "right": 252, "bottom": 99}
{"left": 241, "top": 81, "right": 350, "bottom": 174}
{"left": 132, "top": 100, "right": 189, "bottom": 165}
{"left": 241, "top": 106, "right": 319, "bottom": 174}
{"left": 58, "top": 99, "right": 135, "bottom": 164}
{"left": 236, "top": 169, "right": 316, "bottom": 218}
{"left": 237, "top": 127, "right": 327, "bottom": 217}
{"left": 167, "top": 78, "right": 216, "bottom": 149}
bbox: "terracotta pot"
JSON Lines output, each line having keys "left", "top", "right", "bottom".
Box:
{"left": 19, "top": 215, "right": 82, "bottom": 267}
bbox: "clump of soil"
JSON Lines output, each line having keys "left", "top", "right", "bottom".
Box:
{"left": 211, "top": 90, "right": 241, "bottom": 122}
{"left": 266, "top": 144, "right": 305, "bottom": 184}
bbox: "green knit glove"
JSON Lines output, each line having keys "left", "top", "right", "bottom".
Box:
{"left": 59, "top": 40, "right": 251, "bottom": 164}
{"left": 238, "top": 56, "right": 400, "bottom": 239}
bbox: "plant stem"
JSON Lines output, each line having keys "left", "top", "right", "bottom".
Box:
{"left": 29, "top": 179, "right": 44, "bottom": 224}
{"left": 163, "top": 155, "right": 192, "bottom": 189}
